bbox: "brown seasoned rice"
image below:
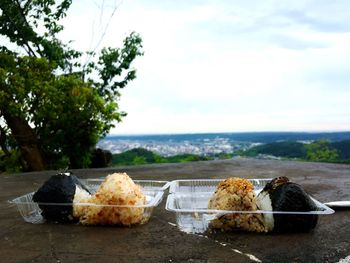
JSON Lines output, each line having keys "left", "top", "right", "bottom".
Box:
{"left": 208, "top": 177, "right": 267, "bottom": 232}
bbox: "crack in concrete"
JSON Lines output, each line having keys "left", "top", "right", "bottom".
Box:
{"left": 48, "top": 231, "right": 61, "bottom": 263}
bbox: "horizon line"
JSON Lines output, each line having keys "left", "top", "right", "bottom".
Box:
{"left": 107, "top": 130, "right": 350, "bottom": 137}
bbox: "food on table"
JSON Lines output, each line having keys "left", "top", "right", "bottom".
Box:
{"left": 32, "top": 172, "right": 91, "bottom": 223}
{"left": 208, "top": 176, "right": 318, "bottom": 233}
{"left": 208, "top": 177, "right": 267, "bottom": 232}
{"left": 256, "top": 176, "right": 318, "bottom": 232}
{"left": 33, "top": 172, "right": 146, "bottom": 226}
{"left": 73, "top": 172, "right": 146, "bottom": 226}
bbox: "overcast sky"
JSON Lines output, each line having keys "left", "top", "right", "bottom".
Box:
{"left": 60, "top": 0, "right": 350, "bottom": 134}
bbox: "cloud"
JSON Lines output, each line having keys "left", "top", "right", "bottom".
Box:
{"left": 267, "top": 34, "right": 330, "bottom": 49}
{"left": 278, "top": 7, "right": 350, "bottom": 33}
{"left": 59, "top": 0, "right": 350, "bottom": 134}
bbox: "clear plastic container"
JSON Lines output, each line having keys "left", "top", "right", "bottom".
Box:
{"left": 166, "top": 179, "right": 335, "bottom": 233}
{"left": 169, "top": 178, "right": 270, "bottom": 194}
{"left": 10, "top": 179, "right": 170, "bottom": 225}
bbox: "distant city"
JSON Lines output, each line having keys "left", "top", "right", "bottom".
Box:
{"left": 98, "top": 132, "right": 350, "bottom": 156}
{"left": 98, "top": 137, "right": 259, "bottom": 156}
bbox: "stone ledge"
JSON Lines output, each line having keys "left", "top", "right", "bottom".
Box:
{"left": 1, "top": 158, "right": 349, "bottom": 263}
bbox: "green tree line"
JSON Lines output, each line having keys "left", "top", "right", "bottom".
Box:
{"left": 112, "top": 148, "right": 213, "bottom": 166}
{"left": 237, "top": 139, "right": 350, "bottom": 163}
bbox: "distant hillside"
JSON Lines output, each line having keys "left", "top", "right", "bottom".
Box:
{"left": 239, "top": 140, "right": 350, "bottom": 163}
{"left": 331, "top": 140, "right": 350, "bottom": 160}
{"left": 242, "top": 141, "right": 307, "bottom": 158}
{"left": 110, "top": 139, "right": 350, "bottom": 166}
{"left": 112, "top": 148, "right": 212, "bottom": 166}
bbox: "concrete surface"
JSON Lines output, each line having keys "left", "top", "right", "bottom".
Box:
{"left": 1, "top": 157, "right": 350, "bottom": 263}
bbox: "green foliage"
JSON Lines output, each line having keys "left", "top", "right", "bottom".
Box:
{"left": 0, "top": 0, "right": 79, "bottom": 70}
{"left": 0, "top": 1, "right": 143, "bottom": 170}
{"left": 237, "top": 139, "right": 348, "bottom": 164}
{"left": 164, "top": 154, "right": 213, "bottom": 163}
{"left": 331, "top": 140, "right": 350, "bottom": 161}
{"left": 112, "top": 148, "right": 213, "bottom": 166}
{"left": 305, "top": 139, "right": 339, "bottom": 162}
{"left": 0, "top": 149, "right": 22, "bottom": 173}
{"left": 112, "top": 148, "right": 163, "bottom": 166}
{"left": 213, "top": 153, "right": 233, "bottom": 160}
{"left": 132, "top": 156, "right": 147, "bottom": 165}
{"left": 234, "top": 148, "right": 258, "bottom": 157}
{"left": 244, "top": 141, "right": 307, "bottom": 158}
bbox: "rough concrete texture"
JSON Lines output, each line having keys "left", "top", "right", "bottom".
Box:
{"left": 1, "top": 157, "right": 350, "bottom": 263}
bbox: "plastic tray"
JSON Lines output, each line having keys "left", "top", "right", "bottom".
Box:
{"left": 10, "top": 179, "right": 170, "bottom": 225}
{"left": 166, "top": 179, "right": 335, "bottom": 233}
{"left": 169, "top": 178, "right": 270, "bottom": 193}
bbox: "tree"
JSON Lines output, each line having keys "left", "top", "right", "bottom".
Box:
{"left": 0, "top": 0, "right": 143, "bottom": 171}
{"left": 305, "top": 139, "right": 339, "bottom": 162}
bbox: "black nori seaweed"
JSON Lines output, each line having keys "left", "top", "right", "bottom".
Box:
{"left": 32, "top": 172, "right": 90, "bottom": 223}
{"left": 265, "top": 177, "right": 318, "bottom": 232}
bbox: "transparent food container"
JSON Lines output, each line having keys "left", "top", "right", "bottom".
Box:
{"left": 10, "top": 179, "right": 169, "bottom": 225}
{"left": 166, "top": 179, "right": 334, "bottom": 233}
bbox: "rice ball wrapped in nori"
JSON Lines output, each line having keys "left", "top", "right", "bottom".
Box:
{"left": 256, "top": 176, "right": 318, "bottom": 232}
{"left": 32, "top": 172, "right": 91, "bottom": 223}
{"left": 208, "top": 178, "right": 267, "bottom": 232}
{"left": 74, "top": 172, "right": 146, "bottom": 226}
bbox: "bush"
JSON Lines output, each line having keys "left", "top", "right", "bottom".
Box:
{"left": 0, "top": 150, "right": 23, "bottom": 173}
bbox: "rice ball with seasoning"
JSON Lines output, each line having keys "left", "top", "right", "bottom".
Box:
{"left": 75, "top": 173, "right": 146, "bottom": 226}
{"left": 208, "top": 177, "right": 267, "bottom": 232}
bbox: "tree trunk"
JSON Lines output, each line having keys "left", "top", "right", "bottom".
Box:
{"left": 0, "top": 126, "right": 10, "bottom": 156}
{"left": 1, "top": 110, "right": 45, "bottom": 171}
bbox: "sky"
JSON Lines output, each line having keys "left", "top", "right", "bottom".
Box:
{"left": 60, "top": 0, "right": 350, "bottom": 134}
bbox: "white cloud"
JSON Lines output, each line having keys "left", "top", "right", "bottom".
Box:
{"left": 59, "top": 0, "right": 350, "bottom": 134}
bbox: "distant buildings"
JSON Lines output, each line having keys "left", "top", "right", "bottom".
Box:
{"left": 97, "top": 137, "right": 254, "bottom": 156}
